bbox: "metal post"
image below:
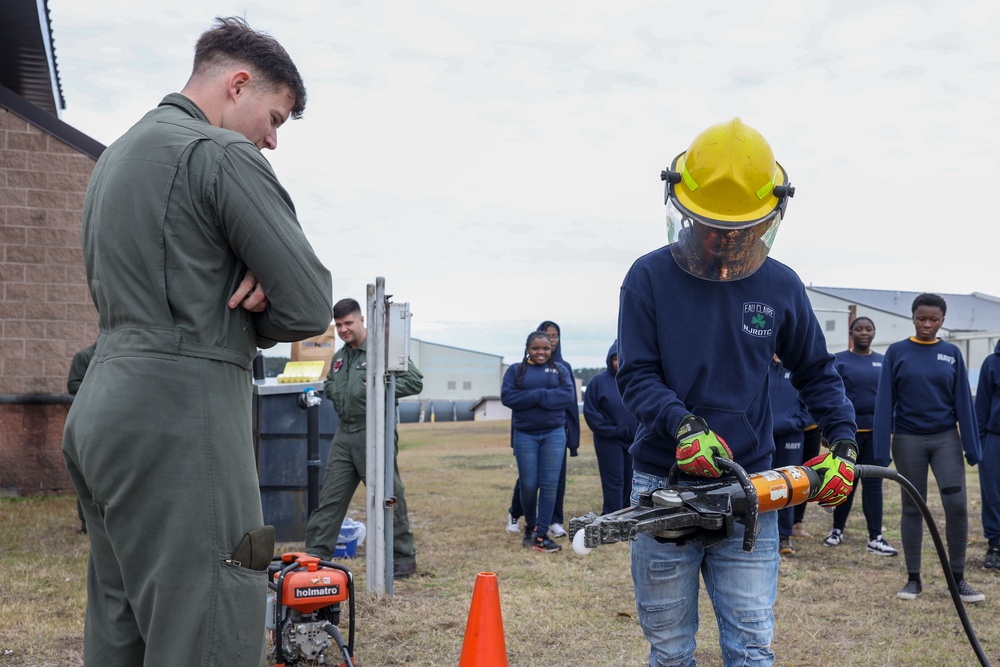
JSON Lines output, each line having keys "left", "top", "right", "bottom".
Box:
{"left": 365, "top": 279, "right": 388, "bottom": 595}
{"left": 384, "top": 373, "right": 396, "bottom": 595}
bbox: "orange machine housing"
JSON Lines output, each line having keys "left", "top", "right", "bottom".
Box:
{"left": 276, "top": 553, "right": 351, "bottom": 614}
{"left": 750, "top": 465, "right": 817, "bottom": 513}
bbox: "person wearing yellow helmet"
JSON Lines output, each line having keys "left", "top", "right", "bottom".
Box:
{"left": 616, "top": 118, "right": 858, "bottom": 666}
{"left": 663, "top": 117, "right": 794, "bottom": 282}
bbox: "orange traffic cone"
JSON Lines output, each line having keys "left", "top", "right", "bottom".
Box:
{"left": 458, "top": 572, "right": 508, "bottom": 666}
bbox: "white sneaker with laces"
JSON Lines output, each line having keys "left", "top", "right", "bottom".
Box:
{"left": 823, "top": 528, "right": 843, "bottom": 547}
{"left": 506, "top": 512, "right": 521, "bottom": 534}
{"left": 866, "top": 534, "right": 898, "bottom": 557}
{"left": 549, "top": 523, "right": 568, "bottom": 538}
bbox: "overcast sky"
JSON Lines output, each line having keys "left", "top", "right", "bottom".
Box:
{"left": 47, "top": 0, "right": 1000, "bottom": 368}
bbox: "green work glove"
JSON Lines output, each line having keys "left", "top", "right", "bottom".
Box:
{"left": 804, "top": 439, "right": 858, "bottom": 508}
{"left": 674, "top": 414, "right": 733, "bottom": 478}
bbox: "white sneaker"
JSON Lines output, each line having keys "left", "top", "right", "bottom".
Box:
{"left": 823, "top": 528, "right": 843, "bottom": 547}
{"left": 549, "top": 523, "right": 567, "bottom": 538}
{"left": 866, "top": 534, "right": 898, "bottom": 557}
{"left": 506, "top": 512, "right": 520, "bottom": 534}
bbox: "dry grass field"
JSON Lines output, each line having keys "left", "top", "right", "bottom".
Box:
{"left": 2, "top": 419, "right": 999, "bottom": 666}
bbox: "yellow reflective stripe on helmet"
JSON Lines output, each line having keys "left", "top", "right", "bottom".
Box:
{"left": 681, "top": 162, "right": 699, "bottom": 192}
{"left": 755, "top": 170, "right": 777, "bottom": 200}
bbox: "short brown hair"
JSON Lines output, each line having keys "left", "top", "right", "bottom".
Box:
{"left": 333, "top": 298, "right": 362, "bottom": 320}
{"left": 193, "top": 16, "right": 307, "bottom": 119}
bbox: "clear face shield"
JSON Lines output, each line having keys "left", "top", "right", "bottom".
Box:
{"left": 663, "top": 154, "right": 791, "bottom": 282}
{"left": 666, "top": 199, "right": 781, "bottom": 281}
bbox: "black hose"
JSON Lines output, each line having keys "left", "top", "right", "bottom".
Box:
{"left": 855, "top": 465, "right": 991, "bottom": 667}
{"left": 321, "top": 623, "right": 354, "bottom": 667}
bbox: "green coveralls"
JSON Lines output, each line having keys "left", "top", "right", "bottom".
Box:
{"left": 62, "top": 94, "right": 333, "bottom": 667}
{"left": 304, "top": 339, "right": 422, "bottom": 565}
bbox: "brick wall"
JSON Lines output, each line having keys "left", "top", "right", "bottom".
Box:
{"left": 0, "top": 106, "right": 97, "bottom": 494}
{"left": 0, "top": 403, "right": 73, "bottom": 494}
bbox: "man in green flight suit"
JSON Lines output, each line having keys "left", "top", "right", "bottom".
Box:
{"left": 62, "top": 17, "right": 333, "bottom": 666}
{"left": 305, "top": 297, "right": 422, "bottom": 578}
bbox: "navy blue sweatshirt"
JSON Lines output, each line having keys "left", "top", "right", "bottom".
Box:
{"left": 833, "top": 349, "right": 884, "bottom": 431}
{"left": 542, "top": 321, "right": 582, "bottom": 454}
{"left": 501, "top": 360, "right": 576, "bottom": 434}
{"left": 768, "top": 360, "right": 810, "bottom": 436}
{"left": 976, "top": 340, "right": 1000, "bottom": 439}
{"left": 617, "top": 248, "right": 856, "bottom": 477}
{"left": 873, "top": 337, "right": 980, "bottom": 464}
{"left": 583, "top": 341, "right": 638, "bottom": 445}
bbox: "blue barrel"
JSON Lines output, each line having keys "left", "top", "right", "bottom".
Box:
{"left": 454, "top": 400, "right": 475, "bottom": 422}
{"left": 429, "top": 401, "right": 456, "bottom": 422}
{"left": 397, "top": 401, "right": 421, "bottom": 423}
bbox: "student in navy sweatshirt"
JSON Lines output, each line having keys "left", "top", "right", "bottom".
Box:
{"left": 874, "top": 293, "right": 983, "bottom": 603}
{"left": 507, "top": 321, "right": 581, "bottom": 538}
{"left": 823, "top": 317, "right": 897, "bottom": 556}
{"left": 976, "top": 340, "right": 1000, "bottom": 570}
{"left": 768, "top": 356, "right": 811, "bottom": 556}
{"left": 501, "top": 331, "right": 577, "bottom": 553}
{"left": 617, "top": 118, "right": 857, "bottom": 667}
{"left": 538, "top": 320, "right": 580, "bottom": 534}
{"left": 583, "top": 340, "right": 637, "bottom": 514}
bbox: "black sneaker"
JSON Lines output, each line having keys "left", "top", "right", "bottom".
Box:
{"left": 533, "top": 535, "right": 562, "bottom": 552}
{"left": 897, "top": 580, "right": 921, "bottom": 600}
{"left": 958, "top": 579, "right": 985, "bottom": 603}
{"left": 522, "top": 528, "right": 533, "bottom": 548}
{"left": 985, "top": 546, "right": 1000, "bottom": 570}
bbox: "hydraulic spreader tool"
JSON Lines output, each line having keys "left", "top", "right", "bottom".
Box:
{"left": 570, "top": 458, "right": 816, "bottom": 554}
{"left": 569, "top": 458, "right": 993, "bottom": 667}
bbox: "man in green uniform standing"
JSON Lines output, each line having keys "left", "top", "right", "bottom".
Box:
{"left": 62, "top": 17, "right": 333, "bottom": 666}
{"left": 305, "top": 298, "right": 422, "bottom": 578}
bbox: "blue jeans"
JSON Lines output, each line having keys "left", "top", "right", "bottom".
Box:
{"left": 631, "top": 469, "right": 778, "bottom": 667}
{"left": 513, "top": 427, "right": 566, "bottom": 537}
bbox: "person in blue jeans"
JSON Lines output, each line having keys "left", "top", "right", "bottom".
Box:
{"left": 501, "top": 331, "right": 577, "bottom": 552}
{"left": 583, "top": 340, "right": 637, "bottom": 514}
{"left": 617, "top": 118, "right": 858, "bottom": 666}
{"left": 507, "top": 320, "right": 580, "bottom": 538}
{"left": 976, "top": 339, "right": 1000, "bottom": 570}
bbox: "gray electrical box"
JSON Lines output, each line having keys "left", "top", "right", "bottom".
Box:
{"left": 386, "top": 302, "right": 412, "bottom": 372}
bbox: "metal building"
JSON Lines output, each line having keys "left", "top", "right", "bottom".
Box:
{"left": 406, "top": 339, "right": 506, "bottom": 421}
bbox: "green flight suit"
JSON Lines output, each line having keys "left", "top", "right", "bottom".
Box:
{"left": 304, "top": 338, "right": 422, "bottom": 565}
{"left": 62, "top": 94, "right": 333, "bottom": 667}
